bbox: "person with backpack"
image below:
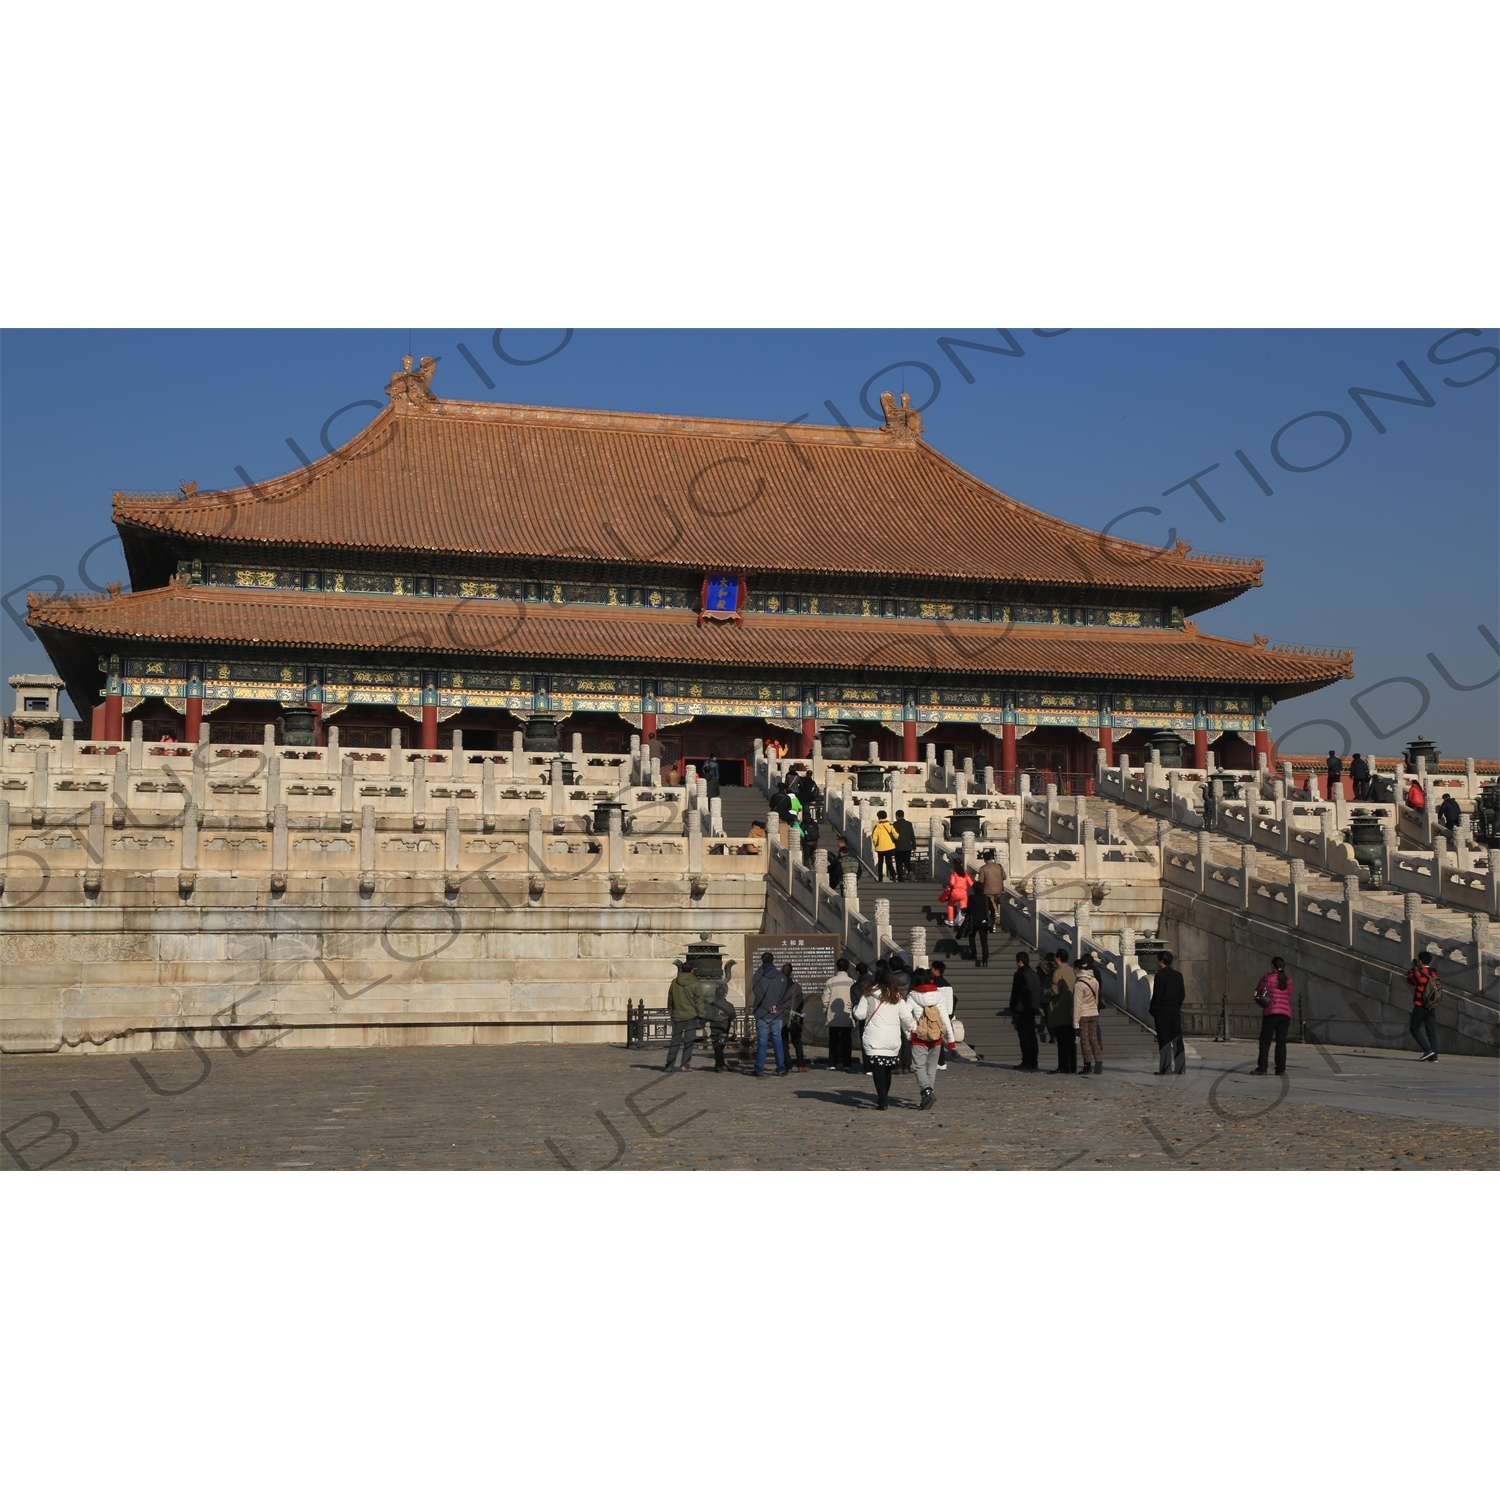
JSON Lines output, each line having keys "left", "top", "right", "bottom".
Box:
{"left": 969, "top": 850, "right": 1005, "bottom": 966}
{"left": 871, "top": 810, "right": 899, "bottom": 882}
{"left": 1251, "top": 956, "right": 1295, "bottom": 1075}
{"left": 663, "top": 961, "right": 706, "bottom": 1072}
{"left": 751, "top": 951, "right": 790, "bottom": 1076}
{"left": 907, "top": 967, "right": 956, "bottom": 1109}
{"left": 796, "top": 767, "right": 820, "bottom": 819}
{"left": 770, "top": 783, "right": 794, "bottom": 842}
{"left": 1074, "top": 953, "right": 1103, "bottom": 1075}
{"left": 854, "top": 972, "right": 920, "bottom": 1110}
{"left": 1009, "top": 952, "right": 1044, "bottom": 1071}
{"left": 706, "top": 982, "right": 738, "bottom": 1073}
{"left": 799, "top": 803, "right": 821, "bottom": 859}
{"left": 1405, "top": 951, "right": 1441, "bottom": 1061}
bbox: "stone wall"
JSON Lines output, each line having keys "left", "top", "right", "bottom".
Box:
{"left": 1159, "top": 889, "right": 1498, "bottom": 1057}
{"left": 0, "top": 732, "right": 767, "bottom": 1054}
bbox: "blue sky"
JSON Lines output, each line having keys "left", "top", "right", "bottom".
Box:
{"left": 2, "top": 328, "right": 1495, "bottom": 755}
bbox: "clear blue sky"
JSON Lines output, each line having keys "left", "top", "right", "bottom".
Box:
{"left": 2, "top": 328, "right": 1495, "bottom": 756}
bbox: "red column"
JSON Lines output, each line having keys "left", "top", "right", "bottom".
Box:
{"left": 1193, "top": 729, "right": 1208, "bottom": 770}
{"left": 1099, "top": 726, "right": 1114, "bottom": 767}
{"left": 903, "top": 720, "right": 917, "bottom": 764}
{"left": 311, "top": 702, "right": 323, "bottom": 747}
{"left": 103, "top": 690, "right": 123, "bottom": 741}
{"left": 801, "top": 716, "right": 816, "bottom": 759}
{"left": 641, "top": 711, "right": 657, "bottom": 743}
{"left": 1255, "top": 727, "right": 1271, "bottom": 764}
{"left": 1001, "top": 723, "right": 1017, "bottom": 793}
{"left": 91, "top": 703, "right": 107, "bottom": 740}
{"left": 185, "top": 697, "right": 203, "bottom": 743}
{"left": 421, "top": 704, "right": 438, "bottom": 750}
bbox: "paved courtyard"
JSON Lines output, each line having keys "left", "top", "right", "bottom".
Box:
{"left": 2, "top": 1022, "right": 1495, "bottom": 1170}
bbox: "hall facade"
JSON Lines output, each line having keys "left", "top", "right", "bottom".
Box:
{"left": 29, "top": 357, "right": 1352, "bottom": 790}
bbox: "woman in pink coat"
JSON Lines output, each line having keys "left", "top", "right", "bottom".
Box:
{"left": 1252, "top": 956, "right": 1295, "bottom": 1075}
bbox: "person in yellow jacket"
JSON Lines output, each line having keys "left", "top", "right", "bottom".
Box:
{"left": 870, "top": 810, "right": 899, "bottom": 882}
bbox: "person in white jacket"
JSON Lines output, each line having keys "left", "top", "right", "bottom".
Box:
{"left": 1074, "top": 954, "right": 1103, "bottom": 1075}
{"left": 853, "top": 969, "right": 921, "bottom": 1111}
{"left": 907, "top": 970, "right": 956, "bottom": 1109}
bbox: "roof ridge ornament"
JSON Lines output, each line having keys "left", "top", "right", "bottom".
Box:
{"left": 388, "top": 354, "right": 439, "bottom": 410}
{"left": 878, "top": 390, "right": 923, "bottom": 440}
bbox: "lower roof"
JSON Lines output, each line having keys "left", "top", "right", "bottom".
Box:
{"left": 28, "top": 581, "right": 1353, "bottom": 696}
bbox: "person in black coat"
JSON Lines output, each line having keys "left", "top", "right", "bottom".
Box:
{"left": 1325, "top": 751, "right": 1344, "bottom": 799}
{"left": 1437, "top": 793, "right": 1463, "bottom": 835}
{"left": 827, "top": 839, "right": 846, "bottom": 888}
{"left": 1009, "top": 952, "right": 1043, "bottom": 1070}
{"left": 892, "top": 810, "right": 916, "bottom": 882}
{"left": 1149, "top": 951, "right": 1187, "bottom": 1074}
{"left": 1350, "top": 754, "right": 1371, "bottom": 802}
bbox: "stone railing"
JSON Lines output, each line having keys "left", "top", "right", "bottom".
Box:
{"left": 765, "top": 831, "right": 911, "bottom": 972}
{"left": 823, "top": 782, "right": 1025, "bottom": 873}
{"left": 1155, "top": 829, "right": 1497, "bottom": 1006}
{"left": 1, "top": 727, "right": 766, "bottom": 909}
{"left": 1097, "top": 752, "right": 1497, "bottom": 918}
{"left": 0, "top": 732, "right": 724, "bottom": 837}
{"left": 996, "top": 884, "right": 1156, "bottom": 1026}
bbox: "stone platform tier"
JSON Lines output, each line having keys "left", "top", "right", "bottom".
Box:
{"left": 1082, "top": 764, "right": 1498, "bottom": 1055}
{"left": 0, "top": 731, "right": 767, "bottom": 1056}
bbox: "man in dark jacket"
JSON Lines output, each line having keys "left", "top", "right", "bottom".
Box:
{"left": 706, "top": 982, "right": 737, "bottom": 1072}
{"left": 1009, "top": 952, "right": 1043, "bottom": 1070}
{"left": 1149, "top": 951, "right": 1187, "bottom": 1074}
{"left": 827, "top": 839, "right": 846, "bottom": 888}
{"left": 751, "top": 952, "right": 790, "bottom": 1076}
{"left": 796, "top": 768, "right": 819, "bottom": 816}
{"left": 1350, "top": 754, "right": 1371, "bottom": 802}
{"left": 1437, "top": 793, "right": 1462, "bottom": 836}
{"left": 1325, "top": 751, "right": 1344, "bottom": 799}
{"left": 664, "top": 962, "right": 705, "bottom": 1072}
{"left": 892, "top": 809, "right": 916, "bottom": 882}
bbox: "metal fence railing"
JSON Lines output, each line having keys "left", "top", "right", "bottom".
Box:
{"left": 624, "top": 1002, "right": 756, "bottom": 1050}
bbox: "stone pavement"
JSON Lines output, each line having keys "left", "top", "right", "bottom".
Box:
{"left": 2, "top": 1032, "right": 1494, "bottom": 1170}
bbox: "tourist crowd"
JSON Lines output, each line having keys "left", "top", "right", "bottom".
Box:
{"left": 657, "top": 756, "right": 1455, "bottom": 1102}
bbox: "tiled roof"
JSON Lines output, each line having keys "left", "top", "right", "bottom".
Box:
{"left": 111, "top": 361, "right": 1264, "bottom": 597}
{"left": 29, "top": 582, "right": 1353, "bottom": 693}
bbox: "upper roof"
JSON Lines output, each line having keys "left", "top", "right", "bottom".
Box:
{"left": 111, "top": 358, "right": 1264, "bottom": 600}
{"left": 28, "top": 579, "right": 1351, "bottom": 695}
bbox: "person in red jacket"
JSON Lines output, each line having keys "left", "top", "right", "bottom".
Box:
{"left": 1252, "top": 956, "right": 1295, "bottom": 1075}
{"left": 939, "top": 856, "right": 973, "bottom": 927}
{"left": 1405, "top": 952, "right": 1440, "bottom": 1060}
